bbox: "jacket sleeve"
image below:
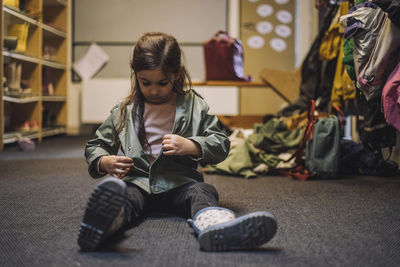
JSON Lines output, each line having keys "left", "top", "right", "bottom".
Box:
{"left": 188, "top": 96, "right": 230, "bottom": 166}
{"left": 85, "top": 106, "right": 120, "bottom": 178}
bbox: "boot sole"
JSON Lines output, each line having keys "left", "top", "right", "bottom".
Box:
{"left": 198, "top": 211, "right": 277, "bottom": 251}
{"left": 77, "top": 178, "right": 126, "bottom": 251}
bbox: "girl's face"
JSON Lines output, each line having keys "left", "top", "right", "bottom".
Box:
{"left": 136, "top": 67, "right": 177, "bottom": 104}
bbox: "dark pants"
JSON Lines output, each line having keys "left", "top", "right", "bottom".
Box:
{"left": 123, "top": 182, "right": 219, "bottom": 227}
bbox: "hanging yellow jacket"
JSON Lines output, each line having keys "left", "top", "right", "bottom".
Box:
{"left": 319, "top": 1, "right": 355, "bottom": 107}
{"left": 319, "top": 2, "right": 349, "bottom": 61}
{"left": 319, "top": 23, "right": 343, "bottom": 61}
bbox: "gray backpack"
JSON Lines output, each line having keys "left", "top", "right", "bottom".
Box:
{"left": 305, "top": 115, "right": 341, "bottom": 178}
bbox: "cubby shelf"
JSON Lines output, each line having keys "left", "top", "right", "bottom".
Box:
{"left": 42, "top": 59, "right": 66, "bottom": 69}
{"left": 1, "top": 0, "right": 70, "bottom": 150}
{"left": 3, "top": 130, "right": 40, "bottom": 144}
{"left": 3, "top": 5, "right": 38, "bottom": 25}
{"left": 42, "top": 24, "right": 66, "bottom": 38}
{"left": 42, "top": 95, "right": 66, "bottom": 102}
{"left": 3, "top": 95, "right": 40, "bottom": 103}
{"left": 3, "top": 50, "right": 40, "bottom": 63}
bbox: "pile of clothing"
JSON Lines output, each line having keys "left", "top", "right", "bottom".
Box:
{"left": 204, "top": 117, "right": 303, "bottom": 178}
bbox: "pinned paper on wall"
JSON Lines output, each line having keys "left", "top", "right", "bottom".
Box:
{"left": 256, "top": 21, "right": 273, "bottom": 35}
{"left": 276, "top": 10, "right": 293, "bottom": 24}
{"left": 247, "top": 35, "right": 265, "bottom": 49}
{"left": 256, "top": 4, "right": 273, "bottom": 17}
{"left": 270, "top": 38, "right": 287, "bottom": 52}
{"left": 72, "top": 43, "right": 110, "bottom": 81}
{"left": 275, "top": 24, "right": 292, "bottom": 38}
{"left": 274, "top": 0, "right": 290, "bottom": 4}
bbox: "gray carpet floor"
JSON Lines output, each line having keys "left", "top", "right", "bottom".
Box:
{"left": 0, "top": 135, "right": 400, "bottom": 267}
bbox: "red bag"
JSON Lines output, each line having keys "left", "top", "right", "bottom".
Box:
{"left": 203, "top": 31, "right": 251, "bottom": 81}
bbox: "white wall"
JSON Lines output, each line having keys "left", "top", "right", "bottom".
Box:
{"left": 67, "top": 82, "right": 81, "bottom": 135}
{"left": 295, "top": 0, "right": 318, "bottom": 67}
{"left": 67, "top": 0, "right": 318, "bottom": 133}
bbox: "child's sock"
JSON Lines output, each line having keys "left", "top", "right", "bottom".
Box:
{"left": 188, "top": 207, "right": 277, "bottom": 251}
{"left": 77, "top": 177, "right": 127, "bottom": 251}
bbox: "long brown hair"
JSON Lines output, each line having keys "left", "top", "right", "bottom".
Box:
{"left": 115, "top": 32, "right": 192, "bottom": 150}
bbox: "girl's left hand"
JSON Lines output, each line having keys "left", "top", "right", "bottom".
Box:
{"left": 162, "top": 134, "right": 202, "bottom": 157}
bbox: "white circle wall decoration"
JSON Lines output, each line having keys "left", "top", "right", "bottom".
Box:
{"left": 275, "top": 24, "right": 292, "bottom": 38}
{"left": 256, "top": 21, "right": 273, "bottom": 35}
{"left": 276, "top": 10, "right": 293, "bottom": 24}
{"left": 270, "top": 38, "right": 287, "bottom": 52}
{"left": 256, "top": 4, "right": 274, "bottom": 18}
{"left": 247, "top": 35, "right": 265, "bottom": 49}
{"left": 274, "top": 0, "right": 290, "bottom": 4}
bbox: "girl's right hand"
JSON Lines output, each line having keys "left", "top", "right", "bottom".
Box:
{"left": 99, "top": 155, "right": 134, "bottom": 179}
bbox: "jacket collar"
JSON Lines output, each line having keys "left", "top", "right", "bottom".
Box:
{"left": 118, "top": 90, "right": 193, "bottom": 157}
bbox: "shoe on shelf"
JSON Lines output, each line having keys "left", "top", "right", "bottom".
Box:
{"left": 3, "top": 0, "right": 19, "bottom": 9}
{"left": 2, "top": 76, "right": 9, "bottom": 93}
{"left": 18, "top": 121, "right": 31, "bottom": 132}
{"left": 8, "top": 23, "right": 29, "bottom": 53}
{"left": 3, "top": 36, "right": 18, "bottom": 51}
{"left": 77, "top": 177, "right": 127, "bottom": 251}
{"left": 42, "top": 68, "right": 54, "bottom": 96}
{"left": 29, "top": 120, "right": 39, "bottom": 132}
{"left": 43, "top": 45, "right": 57, "bottom": 61}
{"left": 5, "top": 62, "right": 21, "bottom": 92}
{"left": 21, "top": 79, "right": 32, "bottom": 95}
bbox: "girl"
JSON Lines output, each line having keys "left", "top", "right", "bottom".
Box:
{"left": 78, "top": 32, "right": 277, "bottom": 252}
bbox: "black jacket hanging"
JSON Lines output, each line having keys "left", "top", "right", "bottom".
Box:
{"left": 278, "top": 5, "right": 339, "bottom": 117}
{"left": 372, "top": 0, "right": 400, "bottom": 28}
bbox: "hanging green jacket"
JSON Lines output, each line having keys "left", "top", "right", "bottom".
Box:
{"left": 85, "top": 89, "right": 230, "bottom": 194}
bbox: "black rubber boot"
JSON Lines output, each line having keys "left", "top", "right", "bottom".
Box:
{"left": 77, "top": 177, "right": 127, "bottom": 251}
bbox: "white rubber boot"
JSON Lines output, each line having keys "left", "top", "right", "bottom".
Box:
{"left": 189, "top": 207, "right": 278, "bottom": 251}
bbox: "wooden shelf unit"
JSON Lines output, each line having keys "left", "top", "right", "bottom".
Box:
{"left": 1, "top": 0, "right": 69, "bottom": 150}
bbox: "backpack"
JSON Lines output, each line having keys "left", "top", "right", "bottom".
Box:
{"left": 203, "top": 31, "right": 251, "bottom": 81}
{"left": 305, "top": 115, "right": 341, "bottom": 178}
{"left": 283, "top": 100, "right": 341, "bottom": 180}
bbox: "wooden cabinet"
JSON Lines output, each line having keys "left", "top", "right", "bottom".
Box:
{"left": 1, "top": 0, "right": 69, "bottom": 149}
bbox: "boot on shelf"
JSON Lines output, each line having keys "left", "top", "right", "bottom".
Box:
{"left": 2, "top": 76, "right": 8, "bottom": 93}
{"left": 5, "top": 62, "right": 21, "bottom": 94}
{"left": 42, "top": 67, "right": 54, "bottom": 96}
{"left": 21, "top": 79, "right": 32, "bottom": 95}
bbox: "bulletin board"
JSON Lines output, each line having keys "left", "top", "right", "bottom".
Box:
{"left": 240, "top": 0, "right": 295, "bottom": 80}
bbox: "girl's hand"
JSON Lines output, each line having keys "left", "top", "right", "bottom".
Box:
{"left": 162, "top": 134, "right": 202, "bottom": 157}
{"left": 99, "top": 155, "right": 134, "bottom": 179}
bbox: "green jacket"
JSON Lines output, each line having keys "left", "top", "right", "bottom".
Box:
{"left": 85, "top": 89, "right": 230, "bottom": 194}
